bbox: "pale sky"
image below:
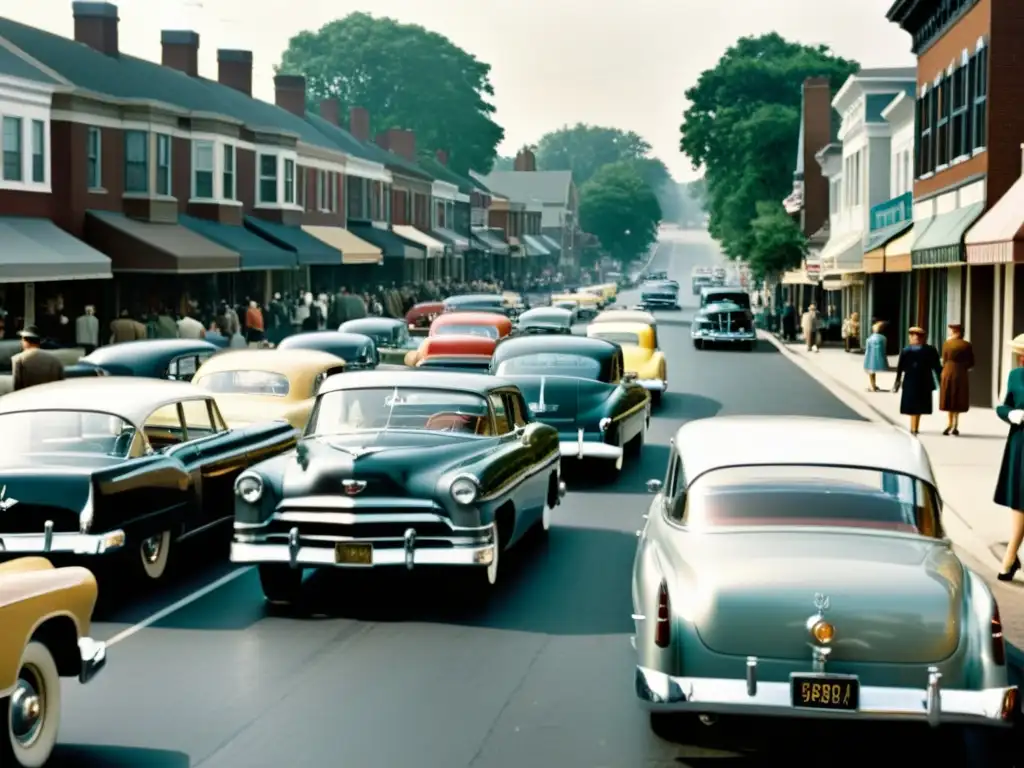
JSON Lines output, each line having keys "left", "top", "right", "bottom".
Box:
{"left": 0, "top": 0, "right": 913, "bottom": 180}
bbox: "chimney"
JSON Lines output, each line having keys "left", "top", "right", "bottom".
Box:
{"left": 514, "top": 147, "right": 536, "bottom": 171}
{"left": 350, "top": 107, "right": 370, "bottom": 141}
{"left": 320, "top": 99, "right": 340, "bottom": 126}
{"left": 436, "top": 149, "right": 448, "bottom": 167}
{"left": 274, "top": 74, "right": 306, "bottom": 118}
{"left": 73, "top": 2, "right": 119, "bottom": 57}
{"left": 161, "top": 30, "right": 199, "bottom": 77}
{"left": 217, "top": 49, "right": 252, "bottom": 96}
{"left": 800, "top": 77, "right": 832, "bottom": 237}
{"left": 376, "top": 128, "right": 415, "bottom": 163}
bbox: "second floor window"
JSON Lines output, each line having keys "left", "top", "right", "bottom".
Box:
{"left": 972, "top": 45, "right": 988, "bottom": 152}
{"left": 124, "top": 130, "right": 148, "bottom": 193}
{"left": 258, "top": 154, "right": 277, "bottom": 204}
{"left": 330, "top": 172, "right": 338, "bottom": 212}
{"left": 156, "top": 134, "right": 171, "bottom": 195}
{"left": 951, "top": 61, "right": 969, "bottom": 160}
{"left": 284, "top": 158, "right": 295, "bottom": 204}
{"left": 31, "top": 120, "right": 44, "bottom": 183}
{"left": 916, "top": 89, "right": 934, "bottom": 177}
{"left": 2, "top": 116, "right": 21, "bottom": 181}
{"left": 223, "top": 144, "right": 235, "bottom": 200}
{"left": 316, "top": 170, "right": 326, "bottom": 210}
{"left": 347, "top": 176, "right": 365, "bottom": 219}
{"left": 193, "top": 140, "right": 214, "bottom": 199}
{"left": 86, "top": 127, "right": 101, "bottom": 189}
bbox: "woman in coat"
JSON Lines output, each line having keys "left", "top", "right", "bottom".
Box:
{"left": 862, "top": 320, "right": 888, "bottom": 392}
{"left": 994, "top": 333, "right": 1024, "bottom": 580}
{"left": 939, "top": 323, "right": 974, "bottom": 435}
{"left": 892, "top": 326, "right": 942, "bottom": 435}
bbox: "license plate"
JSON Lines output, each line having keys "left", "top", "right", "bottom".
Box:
{"left": 790, "top": 675, "right": 859, "bottom": 711}
{"left": 334, "top": 543, "right": 372, "bottom": 565}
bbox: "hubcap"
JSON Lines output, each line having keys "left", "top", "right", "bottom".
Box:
{"left": 10, "top": 668, "right": 43, "bottom": 747}
{"left": 141, "top": 534, "right": 163, "bottom": 564}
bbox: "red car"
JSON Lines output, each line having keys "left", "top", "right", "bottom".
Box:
{"left": 406, "top": 301, "right": 446, "bottom": 336}
{"left": 415, "top": 335, "right": 497, "bottom": 372}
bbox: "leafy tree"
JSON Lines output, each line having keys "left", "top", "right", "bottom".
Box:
{"left": 747, "top": 201, "right": 807, "bottom": 279}
{"left": 536, "top": 124, "right": 651, "bottom": 185}
{"left": 679, "top": 33, "right": 857, "bottom": 260}
{"left": 491, "top": 155, "right": 515, "bottom": 171}
{"left": 279, "top": 13, "right": 504, "bottom": 175}
{"left": 628, "top": 157, "right": 681, "bottom": 221}
{"left": 578, "top": 162, "right": 662, "bottom": 266}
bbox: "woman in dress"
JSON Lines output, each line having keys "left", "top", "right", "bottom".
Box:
{"left": 939, "top": 323, "right": 974, "bottom": 435}
{"left": 862, "top": 320, "right": 888, "bottom": 391}
{"left": 994, "top": 333, "right": 1024, "bottom": 580}
{"left": 892, "top": 326, "right": 942, "bottom": 435}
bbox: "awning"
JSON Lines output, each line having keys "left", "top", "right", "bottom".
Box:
{"left": 432, "top": 227, "right": 470, "bottom": 252}
{"left": 508, "top": 236, "right": 524, "bottom": 258}
{"left": 84, "top": 211, "right": 239, "bottom": 273}
{"left": 301, "top": 226, "right": 381, "bottom": 266}
{"left": 911, "top": 201, "right": 984, "bottom": 268}
{"left": 472, "top": 227, "right": 510, "bottom": 255}
{"left": 822, "top": 278, "right": 843, "bottom": 291}
{"left": 244, "top": 216, "right": 341, "bottom": 266}
{"left": 522, "top": 234, "right": 552, "bottom": 257}
{"left": 863, "top": 220, "right": 913, "bottom": 253}
{"left": 864, "top": 247, "right": 885, "bottom": 274}
{"left": 349, "top": 222, "right": 425, "bottom": 260}
{"left": 819, "top": 231, "right": 864, "bottom": 275}
{"left": 0, "top": 217, "right": 112, "bottom": 283}
{"left": 966, "top": 178, "right": 1024, "bottom": 264}
{"left": 540, "top": 234, "right": 562, "bottom": 253}
{"left": 179, "top": 215, "right": 296, "bottom": 271}
{"left": 781, "top": 270, "right": 814, "bottom": 285}
{"left": 885, "top": 228, "right": 913, "bottom": 273}
{"left": 393, "top": 225, "right": 445, "bottom": 258}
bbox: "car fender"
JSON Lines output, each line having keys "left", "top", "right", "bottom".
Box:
{"left": 962, "top": 566, "right": 1011, "bottom": 690}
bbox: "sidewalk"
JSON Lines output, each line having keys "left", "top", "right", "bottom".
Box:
{"left": 760, "top": 330, "right": 1024, "bottom": 671}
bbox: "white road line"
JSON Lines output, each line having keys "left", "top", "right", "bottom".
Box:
{"left": 105, "top": 566, "right": 253, "bottom": 647}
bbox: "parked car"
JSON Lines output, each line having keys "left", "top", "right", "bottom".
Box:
{"left": 74, "top": 339, "right": 220, "bottom": 381}
{"left": 276, "top": 331, "right": 379, "bottom": 370}
{"left": 489, "top": 335, "right": 650, "bottom": 472}
{"left": 0, "top": 378, "right": 296, "bottom": 582}
{"left": 516, "top": 307, "right": 574, "bottom": 335}
{"left": 414, "top": 336, "right": 497, "bottom": 372}
{"left": 691, "top": 300, "right": 757, "bottom": 351}
{"left": 338, "top": 317, "right": 420, "bottom": 366}
{"left": 404, "top": 313, "right": 510, "bottom": 366}
{"left": 0, "top": 340, "right": 96, "bottom": 395}
{"left": 634, "top": 416, "right": 1019, "bottom": 762}
{"left": 0, "top": 557, "right": 106, "bottom": 767}
{"left": 444, "top": 293, "right": 517, "bottom": 318}
{"left": 405, "top": 301, "right": 445, "bottom": 337}
{"left": 586, "top": 321, "right": 667, "bottom": 403}
{"left": 229, "top": 369, "right": 565, "bottom": 604}
{"left": 193, "top": 349, "right": 346, "bottom": 430}
{"left": 550, "top": 290, "right": 602, "bottom": 320}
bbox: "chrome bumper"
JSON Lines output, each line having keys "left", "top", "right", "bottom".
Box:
{"left": 559, "top": 429, "right": 622, "bottom": 461}
{"left": 78, "top": 637, "right": 106, "bottom": 684}
{"left": 635, "top": 665, "right": 1018, "bottom": 727}
{"left": 636, "top": 379, "right": 667, "bottom": 392}
{"left": 0, "top": 526, "right": 125, "bottom": 555}
{"left": 692, "top": 332, "right": 756, "bottom": 342}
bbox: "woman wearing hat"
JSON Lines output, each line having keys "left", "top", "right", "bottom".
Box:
{"left": 862, "top": 320, "right": 889, "bottom": 391}
{"left": 994, "top": 333, "right": 1024, "bottom": 580}
{"left": 938, "top": 323, "right": 974, "bottom": 435}
{"left": 892, "top": 326, "right": 942, "bottom": 435}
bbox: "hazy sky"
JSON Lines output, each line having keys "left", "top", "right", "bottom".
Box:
{"left": 2, "top": 0, "right": 913, "bottom": 180}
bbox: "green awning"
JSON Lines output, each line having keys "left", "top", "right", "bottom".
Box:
{"left": 539, "top": 234, "right": 562, "bottom": 254}
{"left": 522, "top": 234, "right": 552, "bottom": 257}
{"left": 243, "top": 216, "right": 340, "bottom": 266}
{"left": 863, "top": 220, "right": 912, "bottom": 253}
{"left": 349, "top": 222, "right": 425, "bottom": 260}
{"left": 0, "top": 217, "right": 111, "bottom": 283}
{"left": 179, "top": 215, "right": 297, "bottom": 271}
{"left": 911, "top": 202, "right": 985, "bottom": 268}
{"left": 472, "top": 227, "right": 510, "bottom": 255}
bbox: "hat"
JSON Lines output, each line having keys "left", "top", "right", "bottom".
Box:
{"left": 909, "top": 326, "right": 926, "bottom": 335}
{"left": 948, "top": 322, "right": 963, "bottom": 330}
{"left": 17, "top": 325, "right": 41, "bottom": 340}
{"left": 1010, "top": 333, "right": 1024, "bottom": 351}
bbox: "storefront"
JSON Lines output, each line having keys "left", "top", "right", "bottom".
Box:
{"left": 819, "top": 231, "right": 864, "bottom": 325}
{"left": 298, "top": 225, "right": 382, "bottom": 293}
{"left": 862, "top": 194, "right": 914, "bottom": 354}
{"left": 243, "top": 216, "right": 344, "bottom": 296}
{"left": 393, "top": 225, "right": 446, "bottom": 280}
{"left": 348, "top": 222, "right": 424, "bottom": 284}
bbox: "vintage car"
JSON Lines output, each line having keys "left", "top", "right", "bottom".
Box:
{"left": 193, "top": 349, "right": 347, "bottom": 430}
{"left": 639, "top": 280, "right": 680, "bottom": 310}
{"left": 338, "top": 317, "right": 420, "bottom": 366}
{"left": 587, "top": 321, "right": 666, "bottom": 403}
{"left": 404, "top": 313, "right": 511, "bottom": 366}
{"left": 633, "top": 416, "right": 1019, "bottom": 759}
{"left": 585, "top": 282, "right": 618, "bottom": 306}
{"left": 691, "top": 300, "right": 757, "bottom": 350}
{"left": 699, "top": 285, "right": 750, "bottom": 309}
{"left": 502, "top": 291, "right": 526, "bottom": 314}
{"left": 75, "top": 338, "right": 220, "bottom": 381}
{"left": 0, "top": 340, "right": 97, "bottom": 395}
{"left": 646, "top": 270, "right": 669, "bottom": 281}
{"left": 516, "top": 307, "right": 574, "bottom": 335}
{"left": 489, "top": 336, "right": 650, "bottom": 471}
{"left": 229, "top": 370, "right": 566, "bottom": 604}
{"left": 550, "top": 290, "right": 602, "bottom": 320}
{"left": 415, "top": 336, "right": 497, "bottom": 372}
{"left": 443, "top": 293, "right": 517, "bottom": 318}
{"left": 0, "top": 378, "right": 296, "bottom": 582}
{"left": 277, "top": 331, "right": 379, "bottom": 370}
{"left": 0, "top": 557, "right": 106, "bottom": 767}
{"left": 691, "top": 267, "right": 714, "bottom": 295}
{"left": 405, "top": 301, "right": 445, "bottom": 337}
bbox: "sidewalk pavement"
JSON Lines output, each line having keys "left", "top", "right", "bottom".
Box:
{"left": 760, "top": 330, "right": 1024, "bottom": 677}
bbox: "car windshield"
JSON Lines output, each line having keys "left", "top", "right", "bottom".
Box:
{"left": 683, "top": 465, "right": 940, "bottom": 535}
{"left": 195, "top": 370, "right": 290, "bottom": 396}
{"left": 589, "top": 331, "right": 640, "bottom": 346}
{"left": 704, "top": 291, "right": 750, "bottom": 308}
{"left": 496, "top": 353, "right": 602, "bottom": 379}
{"left": 0, "top": 410, "right": 137, "bottom": 463}
{"left": 309, "top": 387, "right": 492, "bottom": 435}
{"left": 433, "top": 324, "right": 499, "bottom": 339}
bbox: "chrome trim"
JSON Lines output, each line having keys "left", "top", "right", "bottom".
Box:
{"left": 288, "top": 527, "right": 300, "bottom": 568}
{"left": 177, "top": 515, "right": 232, "bottom": 541}
{"left": 635, "top": 665, "right": 1017, "bottom": 727}
{"left": 636, "top": 379, "right": 667, "bottom": 392}
{"left": 560, "top": 436, "right": 622, "bottom": 461}
{"left": 746, "top": 657, "right": 757, "bottom": 696}
{"left": 78, "top": 637, "right": 106, "bottom": 684}
{"left": 276, "top": 496, "right": 439, "bottom": 511}
{"left": 404, "top": 528, "right": 416, "bottom": 570}
{"left": 0, "top": 528, "right": 125, "bottom": 555}
{"left": 237, "top": 510, "right": 459, "bottom": 531}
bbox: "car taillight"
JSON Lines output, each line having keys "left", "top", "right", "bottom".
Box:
{"left": 992, "top": 604, "right": 1006, "bottom": 665}
{"left": 655, "top": 580, "right": 670, "bottom": 648}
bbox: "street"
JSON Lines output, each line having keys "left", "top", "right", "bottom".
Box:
{"left": 50, "top": 230, "right": 1000, "bottom": 766}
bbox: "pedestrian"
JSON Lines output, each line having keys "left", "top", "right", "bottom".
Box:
{"left": 109, "top": 308, "right": 147, "bottom": 343}
{"left": 245, "top": 300, "right": 265, "bottom": 345}
{"left": 842, "top": 312, "right": 860, "bottom": 352}
{"left": 800, "top": 304, "right": 821, "bottom": 352}
{"left": 892, "top": 326, "right": 942, "bottom": 435}
{"left": 12, "top": 325, "right": 64, "bottom": 390}
{"left": 939, "top": 323, "right": 974, "bottom": 436}
{"left": 994, "top": 333, "right": 1024, "bottom": 581}
{"left": 75, "top": 305, "right": 99, "bottom": 354}
{"left": 177, "top": 309, "right": 206, "bottom": 339}
{"left": 862, "top": 320, "right": 888, "bottom": 392}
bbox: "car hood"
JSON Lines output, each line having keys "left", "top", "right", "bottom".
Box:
{"left": 0, "top": 558, "right": 97, "bottom": 618}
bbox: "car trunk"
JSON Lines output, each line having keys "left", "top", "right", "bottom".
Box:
{"left": 0, "top": 468, "right": 94, "bottom": 533}
{"left": 504, "top": 375, "right": 613, "bottom": 428}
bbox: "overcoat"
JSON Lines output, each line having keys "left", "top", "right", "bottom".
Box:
{"left": 895, "top": 343, "right": 942, "bottom": 415}
{"left": 995, "top": 367, "right": 1024, "bottom": 509}
{"left": 939, "top": 338, "right": 974, "bottom": 413}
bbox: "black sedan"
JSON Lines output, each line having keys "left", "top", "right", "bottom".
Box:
{"left": 515, "top": 307, "right": 574, "bottom": 335}
{"left": 276, "top": 331, "right": 379, "bottom": 370}
{"left": 75, "top": 338, "right": 221, "bottom": 381}
{"left": 691, "top": 300, "right": 757, "bottom": 350}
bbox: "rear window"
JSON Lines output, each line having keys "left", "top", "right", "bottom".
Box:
{"left": 495, "top": 353, "right": 601, "bottom": 379}
{"left": 589, "top": 331, "right": 640, "bottom": 346}
{"left": 418, "top": 359, "right": 490, "bottom": 371}
{"left": 433, "top": 324, "right": 499, "bottom": 339}
{"left": 680, "top": 465, "right": 940, "bottom": 535}
{"left": 195, "top": 370, "right": 290, "bottom": 396}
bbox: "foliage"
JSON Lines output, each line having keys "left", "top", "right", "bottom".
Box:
{"left": 747, "top": 202, "right": 807, "bottom": 279}
{"left": 491, "top": 155, "right": 515, "bottom": 171}
{"left": 535, "top": 124, "right": 651, "bottom": 186}
{"left": 578, "top": 162, "right": 662, "bottom": 266}
{"left": 279, "top": 13, "right": 504, "bottom": 175}
{"left": 679, "top": 33, "right": 857, "bottom": 260}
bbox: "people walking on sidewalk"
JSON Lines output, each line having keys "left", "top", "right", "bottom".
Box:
{"left": 842, "top": 312, "right": 860, "bottom": 352}
{"left": 939, "top": 323, "right": 974, "bottom": 436}
{"left": 781, "top": 302, "right": 797, "bottom": 341}
{"left": 994, "top": 334, "right": 1024, "bottom": 581}
{"left": 863, "top": 321, "right": 889, "bottom": 391}
{"left": 801, "top": 304, "right": 821, "bottom": 352}
{"left": 892, "top": 326, "right": 941, "bottom": 435}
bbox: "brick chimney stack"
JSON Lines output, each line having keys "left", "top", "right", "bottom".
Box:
{"left": 73, "top": 2, "right": 119, "bottom": 57}
{"left": 217, "top": 50, "right": 252, "bottom": 96}
{"left": 161, "top": 30, "right": 199, "bottom": 77}
{"left": 436, "top": 149, "right": 448, "bottom": 166}
{"left": 350, "top": 107, "right": 370, "bottom": 141}
{"left": 801, "top": 77, "right": 832, "bottom": 237}
{"left": 376, "top": 128, "right": 416, "bottom": 163}
{"left": 513, "top": 147, "right": 536, "bottom": 171}
{"left": 274, "top": 74, "right": 306, "bottom": 118}
{"left": 320, "top": 99, "right": 340, "bottom": 126}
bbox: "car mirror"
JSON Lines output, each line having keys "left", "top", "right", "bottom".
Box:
{"left": 520, "top": 422, "right": 543, "bottom": 446}
{"left": 646, "top": 478, "right": 662, "bottom": 494}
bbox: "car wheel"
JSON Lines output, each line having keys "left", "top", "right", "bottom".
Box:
{"left": 957, "top": 724, "right": 1016, "bottom": 766}
{"left": 138, "top": 530, "right": 172, "bottom": 581}
{"left": 0, "top": 641, "right": 61, "bottom": 768}
{"left": 258, "top": 564, "right": 304, "bottom": 605}
{"left": 652, "top": 390, "right": 662, "bottom": 406}
{"left": 693, "top": 340, "right": 703, "bottom": 350}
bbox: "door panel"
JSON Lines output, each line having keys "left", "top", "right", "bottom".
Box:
{"left": 181, "top": 399, "right": 249, "bottom": 527}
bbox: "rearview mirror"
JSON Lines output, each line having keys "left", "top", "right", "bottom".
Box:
{"left": 646, "top": 478, "right": 662, "bottom": 494}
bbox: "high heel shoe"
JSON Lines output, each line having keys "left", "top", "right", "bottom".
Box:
{"left": 942, "top": 427, "right": 951, "bottom": 435}
{"left": 997, "top": 556, "right": 1021, "bottom": 582}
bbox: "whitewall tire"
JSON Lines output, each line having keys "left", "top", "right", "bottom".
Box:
{"left": 139, "top": 530, "right": 172, "bottom": 580}
{"left": 1, "top": 641, "right": 61, "bottom": 768}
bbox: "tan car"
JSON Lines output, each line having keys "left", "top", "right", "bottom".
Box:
{"left": 192, "top": 348, "right": 347, "bottom": 430}
{"left": 0, "top": 557, "right": 105, "bottom": 767}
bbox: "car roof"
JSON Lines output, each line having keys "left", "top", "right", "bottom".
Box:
{"left": 593, "top": 309, "right": 657, "bottom": 325}
{"left": 496, "top": 334, "right": 618, "bottom": 357}
{"left": 277, "top": 332, "right": 373, "bottom": 350}
{"left": 432, "top": 311, "right": 509, "bottom": 326}
{"left": 519, "top": 307, "right": 572, "bottom": 322}
{"left": 421, "top": 335, "right": 497, "bottom": 356}
{"left": 702, "top": 285, "right": 745, "bottom": 293}
{"left": 0, "top": 377, "right": 209, "bottom": 426}
{"left": 445, "top": 293, "right": 502, "bottom": 303}
{"left": 318, "top": 368, "right": 510, "bottom": 396}
{"left": 700, "top": 301, "right": 745, "bottom": 313}
{"left": 339, "top": 317, "right": 403, "bottom": 331}
{"left": 194, "top": 348, "right": 345, "bottom": 377}
{"left": 676, "top": 416, "right": 935, "bottom": 486}
{"left": 81, "top": 338, "right": 218, "bottom": 364}
{"left": 587, "top": 321, "right": 652, "bottom": 335}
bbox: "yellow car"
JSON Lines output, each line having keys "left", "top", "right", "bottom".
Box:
{"left": 588, "top": 282, "right": 618, "bottom": 304}
{"left": 0, "top": 557, "right": 105, "bottom": 767}
{"left": 192, "top": 349, "right": 346, "bottom": 429}
{"left": 551, "top": 291, "right": 602, "bottom": 319}
{"left": 587, "top": 321, "right": 667, "bottom": 403}
{"left": 593, "top": 308, "right": 657, "bottom": 331}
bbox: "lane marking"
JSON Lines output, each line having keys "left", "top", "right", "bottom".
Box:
{"left": 106, "top": 566, "right": 253, "bottom": 647}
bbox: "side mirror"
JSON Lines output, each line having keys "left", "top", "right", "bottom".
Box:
{"left": 646, "top": 478, "right": 662, "bottom": 494}
{"left": 521, "top": 422, "right": 543, "bottom": 446}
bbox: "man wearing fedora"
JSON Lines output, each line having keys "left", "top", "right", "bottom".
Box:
{"left": 12, "top": 326, "right": 64, "bottom": 391}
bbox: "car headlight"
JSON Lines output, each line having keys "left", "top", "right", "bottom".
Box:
{"left": 599, "top": 417, "right": 612, "bottom": 432}
{"left": 235, "top": 473, "right": 263, "bottom": 504}
{"left": 450, "top": 475, "right": 479, "bottom": 505}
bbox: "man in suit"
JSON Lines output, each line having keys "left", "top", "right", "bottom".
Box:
{"left": 13, "top": 326, "right": 64, "bottom": 390}
{"left": 109, "top": 309, "right": 147, "bottom": 344}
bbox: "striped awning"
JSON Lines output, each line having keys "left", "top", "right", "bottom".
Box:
{"left": 966, "top": 177, "right": 1024, "bottom": 264}
{"left": 884, "top": 228, "right": 913, "bottom": 273}
{"left": 393, "top": 225, "right": 445, "bottom": 259}
{"left": 912, "top": 202, "right": 984, "bottom": 268}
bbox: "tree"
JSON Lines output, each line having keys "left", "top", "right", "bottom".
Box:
{"left": 679, "top": 33, "right": 857, "bottom": 260}
{"left": 279, "top": 13, "right": 504, "bottom": 175}
{"left": 491, "top": 155, "right": 515, "bottom": 171}
{"left": 578, "top": 162, "right": 662, "bottom": 266}
{"left": 747, "top": 201, "right": 807, "bottom": 279}
{"left": 535, "top": 124, "right": 651, "bottom": 185}
{"left": 628, "top": 157, "right": 681, "bottom": 222}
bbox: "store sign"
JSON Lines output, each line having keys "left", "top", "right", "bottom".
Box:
{"left": 804, "top": 258, "right": 821, "bottom": 282}
{"left": 868, "top": 193, "right": 912, "bottom": 232}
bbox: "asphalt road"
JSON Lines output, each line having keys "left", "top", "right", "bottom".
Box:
{"left": 51, "top": 229, "right": 972, "bottom": 766}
